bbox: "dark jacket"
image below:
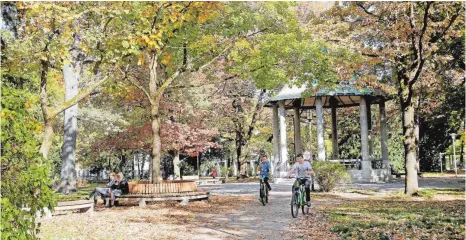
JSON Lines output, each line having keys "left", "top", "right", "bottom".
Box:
{"left": 117, "top": 179, "right": 129, "bottom": 194}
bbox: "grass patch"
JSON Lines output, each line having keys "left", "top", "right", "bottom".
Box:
{"left": 423, "top": 171, "right": 466, "bottom": 178}
{"left": 341, "top": 188, "right": 378, "bottom": 195}
{"left": 325, "top": 199, "right": 465, "bottom": 239}
{"left": 385, "top": 188, "right": 465, "bottom": 200}
{"left": 55, "top": 183, "right": 102, "bottom": 201}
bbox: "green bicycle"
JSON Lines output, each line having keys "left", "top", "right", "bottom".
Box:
{"left": 259, "top": 175, "right": 269, "bottom": 206}
{"left": 291, "top": 178, "right": 310, "bottom": 218}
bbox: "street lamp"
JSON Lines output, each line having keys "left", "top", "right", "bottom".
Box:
{"left": 450, "top": 133, "right": 457, "bottom": 178}
{"left": 439, "top": 153, "right": 444, "bottom": 174}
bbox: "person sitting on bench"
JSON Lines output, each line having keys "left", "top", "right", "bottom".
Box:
{"left": 109, "top": 172, "right": 129, "bottom": 202}
{"left": 86, "top": 172, "right": 117, "bottom": 200}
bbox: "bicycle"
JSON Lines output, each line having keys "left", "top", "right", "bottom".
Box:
{"left": 291, "top": 178, "right": 310, "bottom": 218}
{"left": 259, "top": 175, "right": 269, "bottom": 206}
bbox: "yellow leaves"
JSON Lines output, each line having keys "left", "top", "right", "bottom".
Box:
{"left": 161, "top": 54, "right": 172, "bottom": 65}
{"left": 81, "top": 45, "right": 89, "bottom": 53}
{"left": 138, "top": 53, "right": 145, "bottom": 66}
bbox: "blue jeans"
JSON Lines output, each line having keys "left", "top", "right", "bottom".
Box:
{"left": 89, "top": 187, "right": 110, "bottom": 199}
{"left": 111, "top": 189, "right": 122, "bottom": 201}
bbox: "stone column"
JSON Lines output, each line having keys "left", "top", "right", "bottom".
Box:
{"left": 367, "top": 100, "right": 373, "bottom": 157}
{"left": 278, "top": 101, "right": 288, "bottom": 171}
{"left": 293, "top": 108, "right": 302, "bottom": 155}
{"left": 272, "top": 103, "right": 280, "bottom": 173}
{"left": 316, "top": 97, "right": 326, "bottom": 161}
{"left": 379, "top": 101, "right": 389, "bottom": 168}
{"left": 308, "top": 111, "right": 314, "bottom": 161}
{"left": 330, "top": 98, "right": 338, "bottom": 159}
{"left": 360, "top": 97, "right": 372, "bottom": 181}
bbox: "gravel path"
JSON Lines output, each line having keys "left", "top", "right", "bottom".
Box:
{"left": 198, "top": 182, "right": 339, "bottom": 240}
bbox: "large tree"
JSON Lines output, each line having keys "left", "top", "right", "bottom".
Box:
{"left": 113, "top": 2, "right": 327, "bottom": 183}
{"left": 7, "top": 2, "right": 126, "bottom": 192}
{"left": 320, "top": 2, "right": 464, "bottom": 194}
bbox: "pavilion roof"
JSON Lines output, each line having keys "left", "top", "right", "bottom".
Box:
{"left": 265, "top": 83, "right": 392, "bottom": 109}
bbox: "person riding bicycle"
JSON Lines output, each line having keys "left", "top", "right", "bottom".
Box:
{"left": 286, "top": 153, "right": 313, "bottom": 207}
{"left": 257, "top": 153, "right": 272, "bottom": 191}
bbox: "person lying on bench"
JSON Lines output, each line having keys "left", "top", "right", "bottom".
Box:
{"left": 85, "top": 172, "right": 117, "bottom": 200}
{"left": 109, "top": 172, "right": 129, "bottom": 202}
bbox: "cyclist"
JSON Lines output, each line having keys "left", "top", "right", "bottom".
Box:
{"left": 286, "top": 153, "right": 313, "bottom": 207}
{"left": 257, "top": 153, "right": 272, "bottom": 191}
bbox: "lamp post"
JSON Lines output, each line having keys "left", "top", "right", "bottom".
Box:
{"left": 439, "top": 153, "right": 444, "bottom": 174}
{"left": 450, "top": 133, "right": 457, "bottom": 178}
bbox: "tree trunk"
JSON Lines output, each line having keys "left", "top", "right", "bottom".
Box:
{"left": 57, "top": 58, "right": 82, "bottom": 194}
{"left": 151, "top": 104, "right": 162, "bottom": 183}
{"left": 414, "top": 115, "right": 420, "bottom": 171}
{"left": 172, "top": 150, "right": 180, "bottom": 179}
{"left": 403, "top": 104, "right": 418, "bottom": 195}
{"left": 132, "top": 154, "right": 135, "bottom": 180}
{"left": 235, "top": 136, "right": 243, "bottom": 178}
{"left": 119, "top": 152, "right": 127, "bottom": 173}
{"left": 39, "top": 120, "right": 54, "bottom": 159}
{"left": 39, "top": 47, "right": 53, "bottom": 159}
{"left": 461, "top": 120, "right": 465, "bottom": 165}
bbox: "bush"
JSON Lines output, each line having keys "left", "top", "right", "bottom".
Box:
{"left": 1, "top": 84, "right": 56, "bottom": 239}
{"left": 178, "top": 161, "right": 195, "bottom": 176}
{"left": 221, "top": 167, "right": 229, "bottom": 178}
{"left": 312, "top": 161, "right": 350, "bottom": 192}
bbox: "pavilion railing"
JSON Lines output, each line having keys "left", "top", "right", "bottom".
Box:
{"left": 329, "top": 159, "right": 385, "bottom": 170}
{"left": 328, "top": 159, "right": 361, "bottom": 170}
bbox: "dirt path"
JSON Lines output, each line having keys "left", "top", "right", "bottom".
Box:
{"left": 196, "top": 190, "right": 344, "bottom": 239}
{"left": 199, "top": 193, "right": 294, "bottom": 240}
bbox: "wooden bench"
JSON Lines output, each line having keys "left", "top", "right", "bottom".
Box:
{"left": 55, "top": 199, "right": 94, "bottom": 213}
{"left": 197, "top": 177, "right": 225, "bottom": 185}
{"left": 99, "top": 180, "right": 209, "bottom": 207}
{"left": 182, "top": 175, "right": 200, "bottom": 180}
{"left": 394, "top": 171, "right": 424, "bottom": 178}
{"left": 104, "top": 191, "right": 210, "bottom": 207}
{"left": 30, "top": 200, "right": 93, "bottom": 218}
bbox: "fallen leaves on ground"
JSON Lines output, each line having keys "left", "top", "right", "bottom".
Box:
{"left": 38, "top": 195, "right": 253, "bottom": 240}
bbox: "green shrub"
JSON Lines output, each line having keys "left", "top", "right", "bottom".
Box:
{"left": 1, "top": 84, "right": 56, "bottom": 239}
{"left": 178, "top": 161, "right": 195, "bottom": 176}
{"left": 221, "top": 167, "right": 229, "bottom": 178}
{"left": 312, "top": 161, "right": 350, "bottom": 192}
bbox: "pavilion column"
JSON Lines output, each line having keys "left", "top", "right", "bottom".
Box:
{"left": 360, "top": 96, "right": 372, "bottom": 181}
{"left": 293, "top": 107, "right": 302, "bottom": 155}
{"left": 278, "top": 101, "right": 288, "bottom": 170}
{"left": 308, "top": 112, "right": 314, "bottom": 161}
{"left": 379, "top": 100, "right": 389, "bottom": 168}
{"left": 367, "top": 99, "right": 373, "bottom": 157}
{"left": 330, "top": 98, "right": 338, "bottom": 159}
{"left": 316, "top": 97, "right": 326, "bottom": 161}
{"left": 272, "top": 103, "right": 281, "bottom": 173}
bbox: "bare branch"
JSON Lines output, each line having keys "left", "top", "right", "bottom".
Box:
{"left": 194, "top": 45, "right": 232, "bottom": 72}
{"left": 123, "top": 67, "right": 153, "bottom": 105}
{"left": 49, "top": 74, "right": 112, "bottom": 119}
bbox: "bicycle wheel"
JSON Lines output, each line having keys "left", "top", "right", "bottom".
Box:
{"left": 301, "top": 188, "right": 310, "bottom": 215}
{"left": 303, "top": 199, "right": 310, "bottom": 215}
{"left": 260, "top": 183, "right": 266, "bottom": 206}
{"left": 301, "top": 199, "right": 309, "bottom": 215}
{"left": 291, "top": 192, "right": 299, "bottom": 218}
{"left": 265, "top": 186, "right": 269, "bottom": 203}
